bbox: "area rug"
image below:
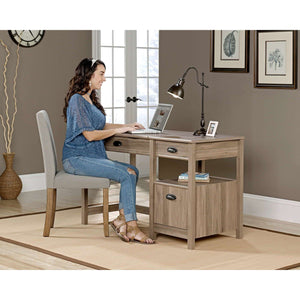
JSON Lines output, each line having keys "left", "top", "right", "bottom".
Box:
{"left": 0, "top": 208, "right": 299, "bottom": 270}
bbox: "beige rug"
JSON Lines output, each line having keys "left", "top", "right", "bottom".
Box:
{"left": 0, "top": 208, "right": 299, "bottom": 270}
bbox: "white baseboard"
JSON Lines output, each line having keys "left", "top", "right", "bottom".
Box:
{"left": 19, "top": 173, "right": 300, "bottom": 235}
{"left": 243, "top": 193, "right": 300, "bottom": 236}
{"left": 20, "top": 173, "right": 46, "bottom": 192}
{"left": 243, "top": 193, "right": 300, "bottom": 224}
{"left": 244, "top": 215, "right": 300, "bottom": 236}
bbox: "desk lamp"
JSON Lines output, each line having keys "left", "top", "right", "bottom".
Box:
{"left": 168, "top": 67, "right": 209, "bottom": 136}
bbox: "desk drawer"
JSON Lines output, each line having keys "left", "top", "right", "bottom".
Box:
{"left": 105, "top": 137, "right": 149, "bottom": 155}
{"left": 156, "top": 141, "right": 188, "bottom": 159}
{"left": 196, "top": 141, "right": 239, "bottom": 160}
{"left": 154, "top": 183, "right": 187, "bottom": 229}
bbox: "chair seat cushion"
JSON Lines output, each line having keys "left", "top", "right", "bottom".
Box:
{"left": 54, "top": 170, "right": 110, "bottom": 188}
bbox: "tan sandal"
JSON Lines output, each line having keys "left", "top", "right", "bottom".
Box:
{"left": 110, "top": 214, "right": 129, "bottom": 242}
{"left": 127, "top": 225, "right": 155, "bottom": 244}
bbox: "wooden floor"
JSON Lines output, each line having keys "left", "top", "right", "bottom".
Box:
{"left": 0, "top": 178, "right": 299, "bottom": 270}
{"left": 0, "top": 240, "right": 92, "bottom": 270}
{"left": 0, "top": 178, "right": 149, "bottom": 270}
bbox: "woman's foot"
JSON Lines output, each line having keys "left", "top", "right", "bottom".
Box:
{"left": 127, "top": 224, "right": 155, "bottom": 244}
{"left": 110, "top": 214, "right": 130, "bottom": 242}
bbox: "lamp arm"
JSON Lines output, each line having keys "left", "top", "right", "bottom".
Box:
{"left": 181, "top": 67, "right": 209, "bottom": 88}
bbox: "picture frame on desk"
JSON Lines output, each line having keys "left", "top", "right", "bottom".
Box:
{"left": 254, "top": 30, "right": 297, "bottom": 89}
{"left": 206, "top": 121, "right": 219, "bottom": 137}
{"left": 210, "top": 30, "right": 249, "bottom": 72}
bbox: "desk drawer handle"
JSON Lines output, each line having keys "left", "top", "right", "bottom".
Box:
{"left": 166, "top": 193, "right": 176, "bottom": 200}
{"left": 167, "top": 147, "right": 178, "bottom": 153}
{"left": 113, "top": 140, "right": 122, "bottom": 147}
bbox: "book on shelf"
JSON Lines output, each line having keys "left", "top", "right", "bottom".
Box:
{"left": 178, "top": 172, "right": 210, "bottom": 183}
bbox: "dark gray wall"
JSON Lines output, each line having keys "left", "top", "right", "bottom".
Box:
{"left": 0, "top": 30, "right": 92, "bottom": 174}
{"left": 159, "top": 30, "right": 300, "bottom": 202}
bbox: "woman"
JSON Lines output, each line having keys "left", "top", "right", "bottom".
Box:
{"left": 62, "top": 58, "right": 155, "bottom": 244}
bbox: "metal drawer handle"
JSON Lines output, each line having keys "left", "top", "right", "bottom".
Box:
{"left": 167, "top": 147, "right": 178, "bottom": 153}
{"left": 113, "top": 140, "right": 122, "bottom": 147}
{"left": 166, "top": 193, "right": 177, "bottom": 200}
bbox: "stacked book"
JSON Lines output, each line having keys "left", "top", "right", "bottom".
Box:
{"left": 178, "top": 172, "right": 210, "bottom": 183}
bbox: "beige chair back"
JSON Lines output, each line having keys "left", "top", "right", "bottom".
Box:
{"left": 36, "top": 110, "right": 58, "bottom": 188}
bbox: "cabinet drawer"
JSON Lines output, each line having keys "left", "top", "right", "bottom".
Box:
{"left": 154, "top": 183, "right": 187, "bottom": 229}
{"left": 156, "top": 141, "right": 188, "bottom": 159}
{"left": 105, "top": 136, "right": 149, "bottom": 155}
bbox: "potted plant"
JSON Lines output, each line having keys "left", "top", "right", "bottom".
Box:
{"left": 0, "top": 38, "right": 22, "bottom": 200}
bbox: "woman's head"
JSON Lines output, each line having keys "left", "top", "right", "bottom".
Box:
{"left": 89, "top": 61, "right": 106, "bottom": 91}
{"left": 63, "top": 58, "right": 106, "bottom": 122}
{"left": 74, "top": 58, "right": 106, "bottom": 93}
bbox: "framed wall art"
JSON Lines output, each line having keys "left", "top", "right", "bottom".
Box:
{"left": 210, "top": 30, "right": 249, "bottom": 72}
{"left": 255, "top": 30, "right": 297, "bottom": 89}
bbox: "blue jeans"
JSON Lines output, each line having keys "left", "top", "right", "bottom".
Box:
{"left": 63, "top": 156, "right": 139, "bottom": 222}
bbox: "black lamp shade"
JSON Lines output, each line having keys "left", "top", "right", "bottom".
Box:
{"left": 167, "top": 84, "right": 184, "bottom": 99}
{"left": 167, "top": 67, "right": 208, "bottom": 136}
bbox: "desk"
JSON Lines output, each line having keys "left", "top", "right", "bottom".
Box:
{"left": 106, "top": 130, "right": 244, "bottom": 249}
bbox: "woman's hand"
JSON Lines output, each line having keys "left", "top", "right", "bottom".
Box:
{"left": 128, "top": 122, "right": 145, "bottom": 130}
{"left": 115, "top": 123, "right": 144, "bottom": 134}
{"left": 105, "top": 122, "right": 145, "bottom": 130}
{"left": 115, "top": 126, "right": 137, "bottom": 134}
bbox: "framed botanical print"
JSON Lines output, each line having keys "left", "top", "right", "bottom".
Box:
{"left": 210, "top": 30, "right": 249, "bottom": 72}
{"left": 255, "top": 30, "right": 297, "bottom": 89}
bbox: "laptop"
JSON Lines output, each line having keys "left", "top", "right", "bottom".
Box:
{"left": 130, "top": 103, "right": 173, "bottom": 134}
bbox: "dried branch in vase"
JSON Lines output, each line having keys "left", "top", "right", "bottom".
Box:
{"left": 0, "top": 39, "right": 21, "bottom": 154}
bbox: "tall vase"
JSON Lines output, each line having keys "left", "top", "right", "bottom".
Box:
{"left": 0, "top": 153, "right": 22, "bottom": 200}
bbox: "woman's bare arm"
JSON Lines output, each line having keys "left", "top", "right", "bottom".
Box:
{"left": 82, "top": 126, "right": 135, "bottom": 142}
{"left": 104, "top": 122, "right": 145, "bottom": 130}
{"left": 104, "top": 123, "right": 125, "bottom": 130}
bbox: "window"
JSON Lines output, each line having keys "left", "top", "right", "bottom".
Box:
{"left": 92, "top": 30, "right": 159, "bottom": 126}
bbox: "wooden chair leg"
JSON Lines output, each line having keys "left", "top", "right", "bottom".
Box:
{"left": 43, "top": 188, "right": 56, "bottom": 237}
{"left": 103, "top": 188, "right": 109, "bottom": 237}
{"left": 81, "top": 188, "right": 88, "bottom": 225}
{"left": 50, "top": 189, "right": 57, "bottom": 228}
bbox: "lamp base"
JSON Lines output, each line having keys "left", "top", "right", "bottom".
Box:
{"left": 193, "top": 128, "right": 206, "bottom": 136}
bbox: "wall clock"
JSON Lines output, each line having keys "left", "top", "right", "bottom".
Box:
{"left": 8, "top": 30, "right": 45, "bottom": 48}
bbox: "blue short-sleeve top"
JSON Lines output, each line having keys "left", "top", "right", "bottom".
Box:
{"left": 62, "top": 93, "right": 108, "bottom": 161}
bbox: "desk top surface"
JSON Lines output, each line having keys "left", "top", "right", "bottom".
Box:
{"left": 117, "top": 130, "right": 244, "bottom": 144}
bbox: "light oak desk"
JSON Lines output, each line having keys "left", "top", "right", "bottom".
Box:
{"left": 105, "top": 130, "right": 244, "bottom": 250}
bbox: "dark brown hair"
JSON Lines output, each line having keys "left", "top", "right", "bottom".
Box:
{"left": 63, "top": 58, "right": 106, "bottom": 122}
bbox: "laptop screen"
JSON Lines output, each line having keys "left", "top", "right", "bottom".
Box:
{"left": 149, "top": 104, "right": 173, "bottom": 131}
